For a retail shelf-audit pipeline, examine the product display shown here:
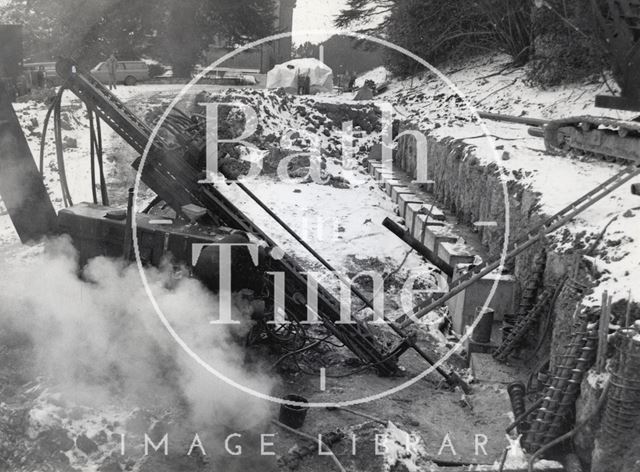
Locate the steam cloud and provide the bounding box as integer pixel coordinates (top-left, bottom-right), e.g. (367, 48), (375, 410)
(0, 236), (274, 431)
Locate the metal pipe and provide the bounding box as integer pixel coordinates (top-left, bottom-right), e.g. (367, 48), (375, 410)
(478, 111), (549, 127)
(382, 217), (454, 277)
(400, 166), (640, 329)
(528, 126), (544, 138)
(235, 182), (469, 391)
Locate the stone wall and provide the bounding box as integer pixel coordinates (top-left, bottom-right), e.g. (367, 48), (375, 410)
(393, 124), (621, 467)
(394, 127), (576, 301)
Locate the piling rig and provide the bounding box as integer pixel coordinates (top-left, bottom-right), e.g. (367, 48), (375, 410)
(51, 58), (416, 376)
(2, 58), (478, 386)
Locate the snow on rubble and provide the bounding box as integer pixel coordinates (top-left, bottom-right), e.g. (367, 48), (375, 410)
(0, 83), (459, 472)
(3, 60), (637, 309)
(370, 54), (639, 306)
(188, 87), (447, 325)
(2, 83), (447, 328)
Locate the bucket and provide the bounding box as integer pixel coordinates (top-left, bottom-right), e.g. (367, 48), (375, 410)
(471, 307), (494, 344)
(279, 395), (309, 429)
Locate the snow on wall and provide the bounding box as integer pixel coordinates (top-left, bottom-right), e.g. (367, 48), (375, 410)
(380, 54), (639, 307)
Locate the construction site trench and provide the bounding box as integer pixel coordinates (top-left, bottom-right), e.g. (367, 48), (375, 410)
(0, 65), (639, 472)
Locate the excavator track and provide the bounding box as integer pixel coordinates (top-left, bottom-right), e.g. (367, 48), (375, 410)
(544, 116), (640, 164)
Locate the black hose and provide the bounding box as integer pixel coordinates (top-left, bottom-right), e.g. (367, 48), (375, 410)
(93, 111), (108, 205)
(39, 98), (57, 175)
(53, 88), (72, 207)
(42, 89), (110, 207)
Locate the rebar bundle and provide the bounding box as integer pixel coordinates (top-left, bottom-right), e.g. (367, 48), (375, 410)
(507, 382), (529, 434)
(493, 288), (553, 362)
(522, 308), (599, 451)
(549, 274), (591, 371)
(592, 330), (640, 471)
(516, 249), (547, 318)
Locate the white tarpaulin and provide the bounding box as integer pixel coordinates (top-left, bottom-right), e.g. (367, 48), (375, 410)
(266, 58), (333, 94)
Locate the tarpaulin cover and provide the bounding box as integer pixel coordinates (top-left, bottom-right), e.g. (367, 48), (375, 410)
(266, 58), (333, 94)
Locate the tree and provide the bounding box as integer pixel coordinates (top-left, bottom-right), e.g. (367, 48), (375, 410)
(0, 0), (277, 75)
(335, 0), (396, 36)
(158, 0), (277, 77)
(335, 0), (533, 76)
(293, 41), (319, 59)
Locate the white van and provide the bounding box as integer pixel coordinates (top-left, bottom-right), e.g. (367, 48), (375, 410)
(90, 60), (149, 85)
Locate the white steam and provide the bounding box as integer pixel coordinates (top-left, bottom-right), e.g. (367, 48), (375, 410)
(0, 236), (274, 431)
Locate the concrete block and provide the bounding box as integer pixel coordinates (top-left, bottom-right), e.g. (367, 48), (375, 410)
(421, 224), (457, 251)
(384, 179), (402, 196)
(396, 193), (422, 218)
(437, 241), (476, 266)
(405, 203), (423, 234)
(447, 271), (516, 334)
(411, 214), (428, 242)
(405, 203), (446, 234)
(374, 167), (394, 182)
(422, 204), (445, 221)
(390, 185), (413, 203)
(368, 161), (382, 175)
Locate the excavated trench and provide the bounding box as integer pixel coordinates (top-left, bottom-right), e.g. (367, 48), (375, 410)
(393, 123), (584, 335)
(4, 85), (637, 471)
(392, 122), (640, 470)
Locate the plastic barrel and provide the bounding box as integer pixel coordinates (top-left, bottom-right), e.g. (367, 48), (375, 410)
(279, 395), (309, 429)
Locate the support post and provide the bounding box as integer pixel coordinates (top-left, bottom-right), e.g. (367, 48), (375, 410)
(0, 83), (57, 242)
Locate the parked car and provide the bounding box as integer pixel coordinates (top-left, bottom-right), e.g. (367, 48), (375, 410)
(90, 60), (149, 85)
(23, 62), (60, 88)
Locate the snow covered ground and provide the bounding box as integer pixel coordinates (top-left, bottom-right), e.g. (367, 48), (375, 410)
(370, 54), (639, 306)
(3, 56), (637, 307)
(2, 51), (637, 306)
(1, 54), (629, 471)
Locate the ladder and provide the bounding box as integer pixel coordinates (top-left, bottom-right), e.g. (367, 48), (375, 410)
(398, 164), (640, 329)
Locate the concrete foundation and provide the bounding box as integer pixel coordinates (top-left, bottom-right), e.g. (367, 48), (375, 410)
(447, 270), (516, 333)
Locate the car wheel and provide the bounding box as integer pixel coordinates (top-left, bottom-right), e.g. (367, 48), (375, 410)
(124, 76), (137, 86)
